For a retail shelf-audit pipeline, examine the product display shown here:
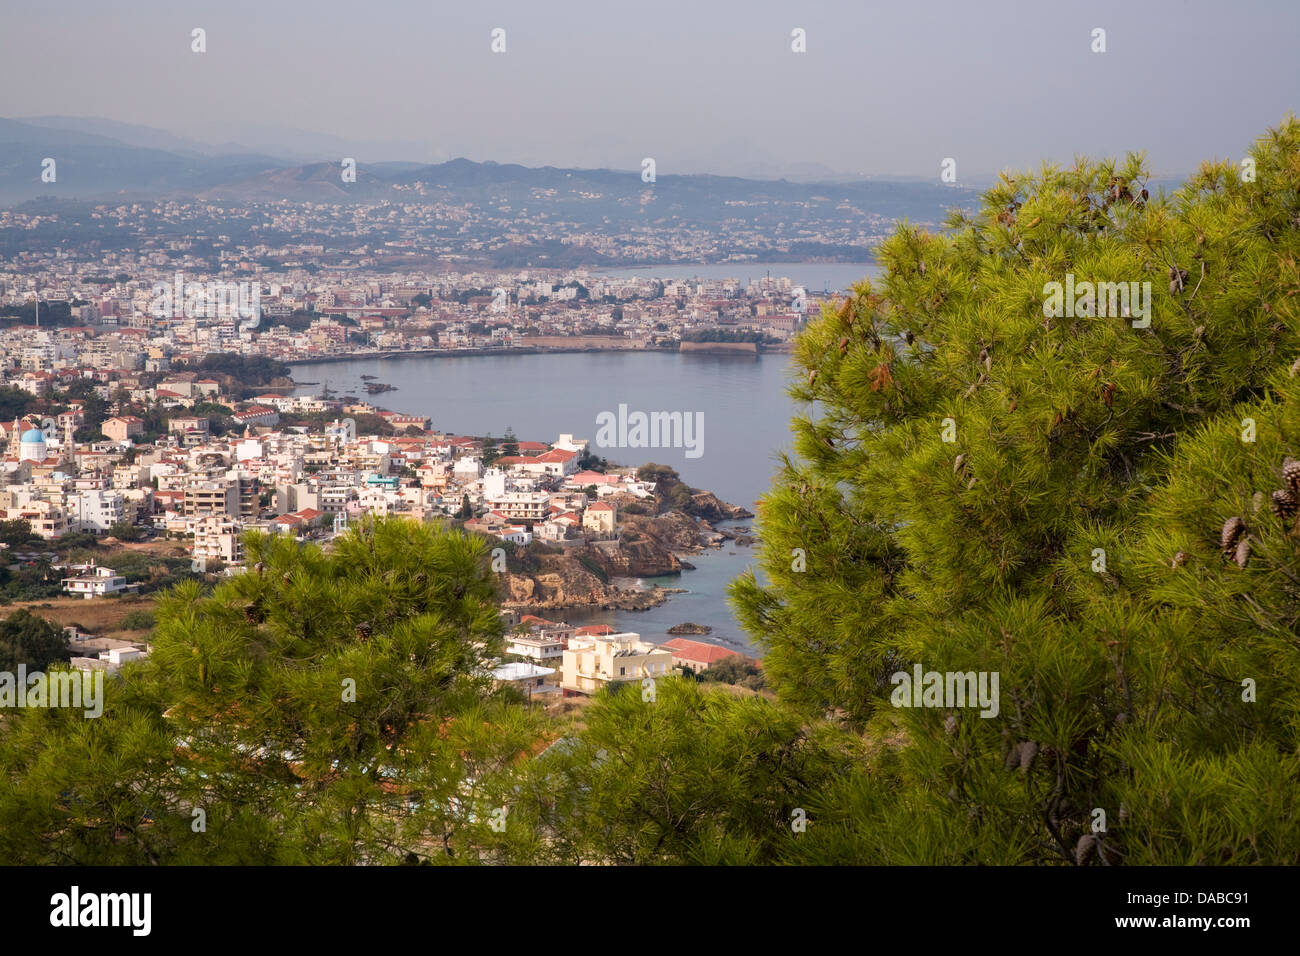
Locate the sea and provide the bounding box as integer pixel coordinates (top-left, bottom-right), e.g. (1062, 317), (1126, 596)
(291, 262), (882, 652)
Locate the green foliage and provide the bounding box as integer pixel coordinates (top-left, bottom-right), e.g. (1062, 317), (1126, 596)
(699, 654), (766, 690)
(0, 387), (35, 422)
(636, 462), (679, 484)
(116, 609), (155, 632)
(729, 117), (1300, 863)
(107, 522), (143, 543)
(0, 609), (69, 671)
(60, 379), (109, 430)
(0, 519), (39, 549)
(679, 328), (777, 345)
(0, 517), (541, 864)
(174, 354), (290, 386)
(575, 552), (608, 583)
(500, 678), (861, 864)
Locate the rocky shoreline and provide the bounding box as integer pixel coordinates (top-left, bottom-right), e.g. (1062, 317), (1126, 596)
(497, 488), (754, 614)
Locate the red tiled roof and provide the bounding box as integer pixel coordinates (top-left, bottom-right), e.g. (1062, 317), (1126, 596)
(660, 638), (739, 666)
(519, 614), (560, 628)
(537, 449), (577, 463)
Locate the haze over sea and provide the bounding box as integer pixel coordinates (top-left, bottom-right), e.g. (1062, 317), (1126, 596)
(290, 263), (881, 650)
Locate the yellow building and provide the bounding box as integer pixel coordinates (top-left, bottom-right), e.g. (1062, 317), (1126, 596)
(582, 500), (617, 536)
(560, 632), (671, 695)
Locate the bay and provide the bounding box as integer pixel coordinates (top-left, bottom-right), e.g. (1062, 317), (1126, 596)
(293, 351), (796, 651)
(287, 268), (894, 652)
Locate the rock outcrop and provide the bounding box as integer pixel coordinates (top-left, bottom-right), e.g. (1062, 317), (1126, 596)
(498, 482), (752, 611)
(687, 491), (754, 522)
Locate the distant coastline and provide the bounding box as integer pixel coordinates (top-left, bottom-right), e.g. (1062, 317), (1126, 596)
(285, 341), (792, 367)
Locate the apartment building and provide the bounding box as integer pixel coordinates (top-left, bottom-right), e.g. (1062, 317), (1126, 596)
(485, 490), (551, 525)
(69, 488), (125, 533)
(183, 476), (238, 518)
(506, 619), (575, 663)
(193, 514), (244, 566)
(560, 632), (672, 695)
(7, 498), (68, 538)
(183, 471), (257, 519)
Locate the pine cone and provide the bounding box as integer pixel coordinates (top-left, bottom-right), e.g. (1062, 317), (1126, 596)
(1018, 740), (1039, 772)
(1004, 743), (1022, 771)
(1171, 551), (1189, 568)
(1076, 833), (1098, 865)
(1283, 458), (1300, 494)
(1220, 516), (1246, 552)
(355, 620), (373, 642)
(1271, 489), (1298, 518)
(1235, 537), (1252, 568)
(944, 713), (957, 736)
(1168, 266), (1189, 294)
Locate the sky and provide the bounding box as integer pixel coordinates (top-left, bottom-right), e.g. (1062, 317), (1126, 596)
(1, 0), (1297, 181)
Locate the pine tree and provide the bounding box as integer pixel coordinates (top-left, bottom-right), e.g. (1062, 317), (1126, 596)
(731, 116), (1300, 864)
(498, 677), (862, 865)
(0, 517), (543, 864)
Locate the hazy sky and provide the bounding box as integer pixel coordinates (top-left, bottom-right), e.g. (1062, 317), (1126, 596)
(2, 0), (1297, 180)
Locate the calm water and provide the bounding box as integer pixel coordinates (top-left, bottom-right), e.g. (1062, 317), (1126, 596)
(293, 350), (801, 512)
(291, 347), (822, 653)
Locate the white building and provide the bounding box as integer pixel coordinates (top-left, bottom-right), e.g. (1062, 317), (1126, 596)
(70, 489), (125, 533)
(490, 661), (559, 698)
(61, 563), (133, 599)
(485, 490), (551, 525)
(506, 621), (574, 663)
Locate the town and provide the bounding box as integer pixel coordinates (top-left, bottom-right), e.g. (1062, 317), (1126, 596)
(0, 331), (761, 688)
(0, 258), (823, 360)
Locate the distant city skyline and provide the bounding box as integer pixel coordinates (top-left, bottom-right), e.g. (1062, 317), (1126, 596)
(2, 0), (1297, 182)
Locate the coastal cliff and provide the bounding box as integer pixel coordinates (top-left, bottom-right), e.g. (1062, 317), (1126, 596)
(495, 476), (753, 612)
